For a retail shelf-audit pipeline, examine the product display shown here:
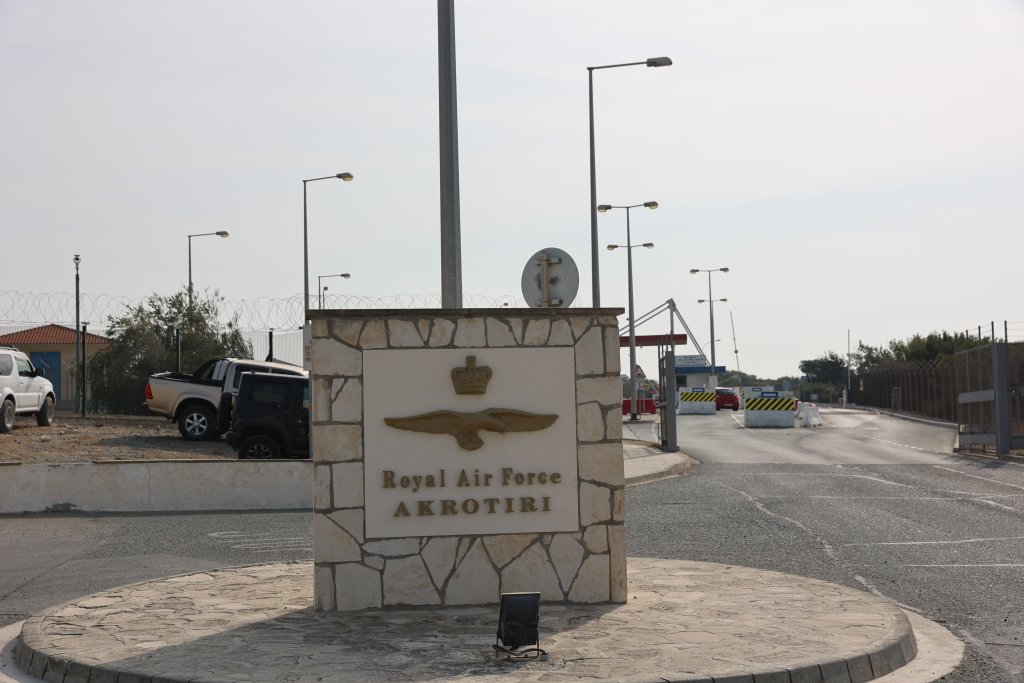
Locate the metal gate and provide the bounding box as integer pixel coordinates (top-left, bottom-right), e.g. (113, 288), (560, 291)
(956, 343), (1023, 456)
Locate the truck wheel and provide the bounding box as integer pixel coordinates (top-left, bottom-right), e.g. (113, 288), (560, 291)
(35, 396), (54, 426)
(178, 404), (216, 441)
(238, 435), (280, 459)
(0, 399), (14, 433)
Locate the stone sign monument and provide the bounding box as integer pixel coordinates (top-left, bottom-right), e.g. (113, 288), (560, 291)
(310, 308), (625, 611)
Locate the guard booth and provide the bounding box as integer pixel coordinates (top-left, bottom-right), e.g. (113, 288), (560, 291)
(617, 333), (686, 452)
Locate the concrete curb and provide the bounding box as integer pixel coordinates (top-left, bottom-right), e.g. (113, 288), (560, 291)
(11, 559), (925, 683)
(0, 459), (312, 513)
(622, 439), (698, 486)
(0, 607), (966, 683)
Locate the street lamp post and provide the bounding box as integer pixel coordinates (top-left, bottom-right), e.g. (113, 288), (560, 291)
(303, 173), (353, 318)
(73, 254), (81, 414)
(690, 267), (730, 387)
(187, 231), (229, 305)
(601, 201), (658, 421)
(318, 273), (351, 309)
(588, 56), (671, 307)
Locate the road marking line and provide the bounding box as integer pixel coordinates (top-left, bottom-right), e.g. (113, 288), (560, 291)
(978, 499), (1017, 511)
(895, 564), (1024, 568)
(844, 536), (1024, 546)
(935, 491), (1024, 497)
(852, 574), (920, 613)
(724, 484), (839, 562)
(809, 496), (953, 501)
(772, 473), (916, 487)
(933, 465), (1024, 491)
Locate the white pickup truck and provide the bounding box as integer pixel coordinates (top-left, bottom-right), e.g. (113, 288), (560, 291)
(144, 357), (307, 440)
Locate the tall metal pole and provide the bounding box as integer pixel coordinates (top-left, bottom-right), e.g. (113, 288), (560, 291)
(586, 58), (671, 307)
(187, 235), (193, 306)
(438, 0), (463, 309)
(845, 328), (851, 408)
(707, 271), (717, 386)
(664, 300), (678, 451)
(588, 68), (600, 308)
(730, 311), (740, 372)
(303, 181), (310, 317)
(626, 207), (638, 421)
(74, 255), (81, 411)
(81, 323), (87, 417)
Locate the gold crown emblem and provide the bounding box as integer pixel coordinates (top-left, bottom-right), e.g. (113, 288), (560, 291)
(451, 356), (492, 395)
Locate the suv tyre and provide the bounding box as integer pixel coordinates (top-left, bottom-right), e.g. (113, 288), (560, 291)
(35, 396), (55, 426)
(178, 404), (216, 441)
(239, 434), (281, 459)
(1, 399), (14, 433)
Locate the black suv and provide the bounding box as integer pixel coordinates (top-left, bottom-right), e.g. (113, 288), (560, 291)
(225, 372), (310, 459)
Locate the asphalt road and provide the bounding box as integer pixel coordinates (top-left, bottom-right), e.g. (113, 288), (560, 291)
(0, 510), (312, 629)
(627, 408), (1024, 683)
(2, 408), (1021, 683)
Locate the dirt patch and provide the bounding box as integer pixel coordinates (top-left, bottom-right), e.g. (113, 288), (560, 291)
(0, 413), (235, 463)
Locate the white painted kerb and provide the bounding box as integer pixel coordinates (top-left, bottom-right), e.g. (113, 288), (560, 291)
(0, 461), (312, 513)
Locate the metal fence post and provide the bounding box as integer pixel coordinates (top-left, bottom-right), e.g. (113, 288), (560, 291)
(994, 342), (1011, 458)
(81, 323), (88, 417)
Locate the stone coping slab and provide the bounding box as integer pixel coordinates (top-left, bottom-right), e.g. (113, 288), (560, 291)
(17, 559), (915, 683)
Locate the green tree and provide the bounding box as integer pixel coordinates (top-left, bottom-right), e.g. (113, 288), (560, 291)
(798, 351), (848, 387)
(88, 288), (252, 413)
(719, 370), (771, 387)
(852, 330), (987, 372)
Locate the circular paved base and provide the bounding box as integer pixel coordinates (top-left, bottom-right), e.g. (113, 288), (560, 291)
(17, 559), (916, 683)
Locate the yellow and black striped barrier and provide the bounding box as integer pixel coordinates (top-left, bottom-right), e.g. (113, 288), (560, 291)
(746, 397), (796, 411)
(679, 391), (715, 402)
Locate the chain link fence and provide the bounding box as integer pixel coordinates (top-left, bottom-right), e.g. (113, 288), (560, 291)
(1, 290), (526, 415)
(854, 357), (957, 422)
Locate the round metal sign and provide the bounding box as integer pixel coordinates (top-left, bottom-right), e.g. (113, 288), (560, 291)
(520, 247), (579, 308)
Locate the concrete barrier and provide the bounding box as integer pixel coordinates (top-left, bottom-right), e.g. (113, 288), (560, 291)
(0, 460), (312, 513)
(678, 390), (715, 415)
(744, 396), (795, 428)
(796, 403), (823, 427)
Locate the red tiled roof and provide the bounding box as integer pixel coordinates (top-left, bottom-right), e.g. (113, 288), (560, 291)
(0, 324), (110, 346)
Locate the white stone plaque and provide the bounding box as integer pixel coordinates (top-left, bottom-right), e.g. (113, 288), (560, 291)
(363, 348), (578, 538)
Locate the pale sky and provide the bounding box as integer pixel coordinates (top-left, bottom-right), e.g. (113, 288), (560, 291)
(2, 0), (1022, 378)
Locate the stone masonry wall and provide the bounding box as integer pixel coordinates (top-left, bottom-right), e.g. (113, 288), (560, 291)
(309, 309), (625, 611)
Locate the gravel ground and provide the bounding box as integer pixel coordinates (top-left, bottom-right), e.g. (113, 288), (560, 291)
(0, 412), (235, 463)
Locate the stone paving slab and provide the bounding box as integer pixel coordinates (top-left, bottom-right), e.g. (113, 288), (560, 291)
(17, 558), (916, 683)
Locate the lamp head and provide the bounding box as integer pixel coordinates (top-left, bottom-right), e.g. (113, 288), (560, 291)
(698, 299), (707, 303)
(597, 204), (612, 213)
(73, 254), (81, 265)
(606, 244), (618, 251)
(689, 268), (699, 274)
(643, 242), (654, 248)
(337, 172), (354, 181)
(646, 57), (673, 67)
(720, 298), (728, 302)
(340, 273), (351, 278)
(720, 267), (730, 273)
(643, 201), (658, 209)
(216, 231), (229, 238)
